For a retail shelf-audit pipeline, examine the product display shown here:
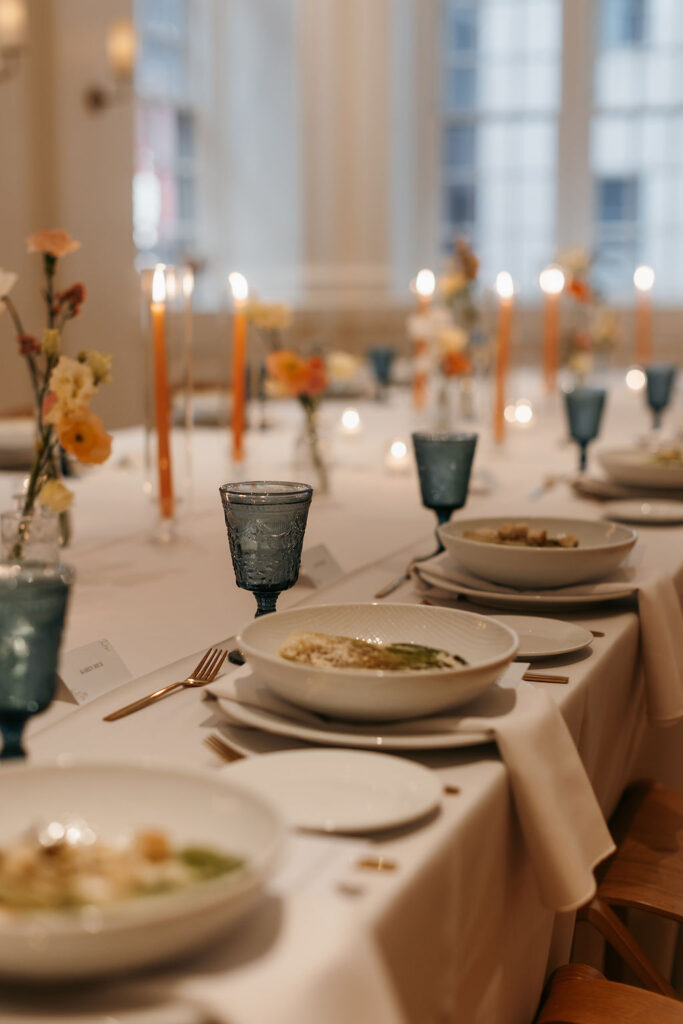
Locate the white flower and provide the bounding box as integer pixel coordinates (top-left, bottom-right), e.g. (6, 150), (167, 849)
(44, 355), (96, 423)
(37, 479), (74, 513)
(78, 349), (112, 385)
(327, 351), (359, 382)
(0, 269), (18, 305)
(406, 307), (451, 342)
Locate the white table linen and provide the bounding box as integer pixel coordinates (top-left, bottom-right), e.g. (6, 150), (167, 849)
(1, 381), (682, 1023)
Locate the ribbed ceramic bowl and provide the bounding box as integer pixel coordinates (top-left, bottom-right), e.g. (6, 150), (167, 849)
(0, 761), (284, 980)
(598, 447), (683, 490)
(438, 516), (637, 588)
(238, 603), (518, 721)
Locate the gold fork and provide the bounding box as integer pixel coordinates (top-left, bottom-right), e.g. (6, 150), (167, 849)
(103, 648), (228, 722)
(204, 732), (246, 762)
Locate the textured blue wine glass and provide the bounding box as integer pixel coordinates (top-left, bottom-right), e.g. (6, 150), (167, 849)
(564, 387), (607, 472)
(368, 346), (396, 400)
(0, 561), (73, 760)
(645, 363), (676, 430)
(220, 482), (313, 617)
(412, 432), (478, 552)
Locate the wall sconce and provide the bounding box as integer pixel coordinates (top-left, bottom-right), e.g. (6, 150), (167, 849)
(84, 18), (137, 112)
(0, 0), (27, 83)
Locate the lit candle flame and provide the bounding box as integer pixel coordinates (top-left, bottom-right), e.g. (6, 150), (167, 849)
(415, 269), (435, 299)
(495, 271), (514, 300)
(539, 265), (565, 296)
(182, 268), (195, 299)
(152, 264), (166, 304)
(633, 265), (654, 292)
(228, 272), (249, 304)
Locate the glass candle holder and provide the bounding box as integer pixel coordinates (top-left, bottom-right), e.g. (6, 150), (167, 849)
(645, 363), (676, 430)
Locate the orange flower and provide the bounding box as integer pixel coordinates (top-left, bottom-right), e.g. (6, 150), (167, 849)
(27, 230), (81, 258)
(56, 410), (112, 465)
(266, 350), (309, 395)
(442, 351), (471, 377)
(568, 276), (591, 302)
(304, 356), (327, 396)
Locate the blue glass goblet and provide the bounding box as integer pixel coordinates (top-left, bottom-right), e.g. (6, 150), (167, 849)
(368, 346), (396, 400)
(411, 432), (478, 553)
(0, 561), (73, 760)
(219, 482), (313, 618)
(564, 387), (607, 472)
(645, 363), (676, 430)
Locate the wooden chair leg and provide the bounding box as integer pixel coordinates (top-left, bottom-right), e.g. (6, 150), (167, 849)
(579, 897), (678, 999)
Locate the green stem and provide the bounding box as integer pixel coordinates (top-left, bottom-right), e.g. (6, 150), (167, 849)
(2, 296), (41, 407)
(300, 395), (328, 494)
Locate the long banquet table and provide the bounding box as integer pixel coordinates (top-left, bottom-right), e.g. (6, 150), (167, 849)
(2, 381), (682, 1024)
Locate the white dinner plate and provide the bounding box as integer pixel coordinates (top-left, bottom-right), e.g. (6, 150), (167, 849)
(602, 499), (683, 525)
(490, 615), (593, 659)
(416, 564), (637, 610)
(598, 447), (683, 490)
(222, 749), (441, 833)
(215, 695), (493, 751)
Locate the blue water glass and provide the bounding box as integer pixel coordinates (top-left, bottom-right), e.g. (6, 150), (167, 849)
(645, 363), (676, 430)
(564, 387), (607, 472)
(0, 561), (73, 759)
(368, 346), (396, 399)
(219, 481), (313, 617)
(411, 432), (478, 550)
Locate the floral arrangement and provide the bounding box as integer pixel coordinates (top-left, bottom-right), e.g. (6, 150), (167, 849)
(266, 349), (329, 494)
(556, 248), (621, 380)
(0, 229), (113, 554)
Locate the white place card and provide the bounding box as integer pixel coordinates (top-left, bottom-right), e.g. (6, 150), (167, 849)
(58, 639), (133, 705)
(299, 543), (344, 589)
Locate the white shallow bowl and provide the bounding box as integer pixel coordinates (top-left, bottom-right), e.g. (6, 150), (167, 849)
(0, 761), (284, 981)
(238, 603), (518, 722)
(438, 516), (637, 589)
(598, 447), (683, 490)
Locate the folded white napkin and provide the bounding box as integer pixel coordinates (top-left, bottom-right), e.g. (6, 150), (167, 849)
(210, 669), (614, 913)
(415, 552), (683, 725)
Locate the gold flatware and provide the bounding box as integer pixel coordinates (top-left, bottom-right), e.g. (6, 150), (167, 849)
(522, 670), (569, 684)
(103, 648), (228, 722)
(356, 855), (398, 872)
(203, 732), (246, 763)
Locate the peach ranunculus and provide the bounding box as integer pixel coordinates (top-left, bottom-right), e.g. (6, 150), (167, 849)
(27, 230), (81, 258)
(56, 409), (112, 465)
(44, 355), (96, 423)
(303, 356), (327, 396)
(266, 350), (310, 395)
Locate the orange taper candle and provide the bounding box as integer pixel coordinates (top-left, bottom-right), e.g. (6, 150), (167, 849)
(539, 264), (565, 394)
(150, 265), (174, 520)
(494, 271), (514, 444)
(633, 265), (654, 365)
(228, 272), (249, 462)
(413, 268), (435, 411)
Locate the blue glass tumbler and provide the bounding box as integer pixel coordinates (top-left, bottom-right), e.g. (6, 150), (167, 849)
(368, 346), (396, 400)
(645, 363), (676, 430)
(564, 387), (607, 472)
(411, 432), (478, 552)
(0, 561), (73, 759)
(219, 481), (313, 617)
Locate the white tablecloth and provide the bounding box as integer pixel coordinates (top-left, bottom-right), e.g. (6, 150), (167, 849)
(2, 381), (682, 1023)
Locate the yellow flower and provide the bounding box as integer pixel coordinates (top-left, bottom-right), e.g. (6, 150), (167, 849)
(37, 479), (74, 513)
(78, 349), (112, 385)
(56, 410), (112, 465)
(327, 351), (359, 382)
(27, 229), (81, 258)
(42, 329), (60, 356)
(247, 300), (293, 331)
(44, 356), (96, 423)
(438, 326), (468, 355)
